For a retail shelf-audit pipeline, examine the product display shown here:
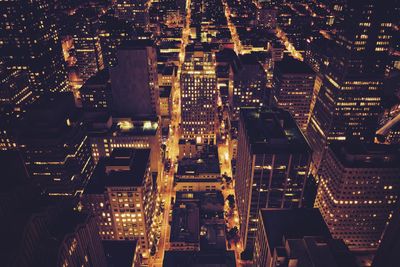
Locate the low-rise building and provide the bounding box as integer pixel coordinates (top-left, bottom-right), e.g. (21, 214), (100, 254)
(169, 202), (200, 251)
(169, 191), (225, 251)
(159, 85), (172, 118)
(174, 152), (221, 192)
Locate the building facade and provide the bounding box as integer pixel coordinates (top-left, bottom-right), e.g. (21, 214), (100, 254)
(231, 54), (268, 121)
(315, 142), (400, 250)
(181, 46), (217, 142)
(306, 1), (396, 174)
(18, 93), (94, 197)
(72, 10), (104, 84)
(273, 56), (316, 131)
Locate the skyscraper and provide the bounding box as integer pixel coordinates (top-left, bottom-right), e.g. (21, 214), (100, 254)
(315, 141), (400, 250)
(235, 107), (311, 253)
(0, 0), (68, 93)
(72, 9), (104, 84)
(110, 40), (159, 117)
(306, 1), (396, 173)
(18, 93), (94, 197)
(99, 16), (136, 68)
(272, 56), (316, 131)
(181, 45), (217, 142)
(253, 208), (356, 267)
(231, 54), (268, 121)
(83, 149), (157, 259)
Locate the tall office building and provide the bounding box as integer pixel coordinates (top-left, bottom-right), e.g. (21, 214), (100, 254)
(306, 1), (396, 173)
(18, 93), (94, 197)
(99, 16), (136, 68)
(110, 40), (159, 117)
(181, 45), (217, 142)
(236, 107), (311, 253)
(273, 56), (316, 131)
(72, 9), (104, 84)
(231, 54), (268, 121)
(83, 149), (157, 259)
(113, 0), (150, 28)
(0, 0), (68, 93)
(315, 141), (400, 250)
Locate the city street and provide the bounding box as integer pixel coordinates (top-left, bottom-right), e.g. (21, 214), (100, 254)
(149, 1), (190, 265)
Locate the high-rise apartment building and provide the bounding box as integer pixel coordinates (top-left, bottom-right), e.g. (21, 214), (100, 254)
(18, 93), (94, 197)
(315, 141), (400, 250)
(231, 54), (268, 121)
(83, 149), (157, 259)
(0, 0), (68, 93)
(273, 56), (316, 131)
(236, 107), (311, 253)
(181, 45), (217, 142)
(72, 9), (104, 84)
(306, 1), (396, 173)
(110, 41), (159, 117)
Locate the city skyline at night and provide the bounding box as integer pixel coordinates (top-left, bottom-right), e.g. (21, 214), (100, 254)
(0, 0), (399, 267)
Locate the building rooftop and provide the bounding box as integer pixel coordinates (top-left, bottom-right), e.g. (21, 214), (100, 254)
(282, 237), (357, 267)
(175, 191), (225, 211)
(329, 141), (400, 168)
(119, 39), (155, 50)
(260, 208), (332, 252)
(103, 240), (138, 267)
(240, 107), (311, 154)
(159, 86), (172, 98)
(0, 150), (29, 192)
(275, 56), (314, 74)
(176, 155), (220, 177)
(170, 202), (200, 244)
(87, 116), (159, 137)
(163, 250), (236, 267)
(81, 69), (110, 88)
(18, 92), (85, 149)
(84, 149), (150, 194)
(162, 65), (177, 76)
